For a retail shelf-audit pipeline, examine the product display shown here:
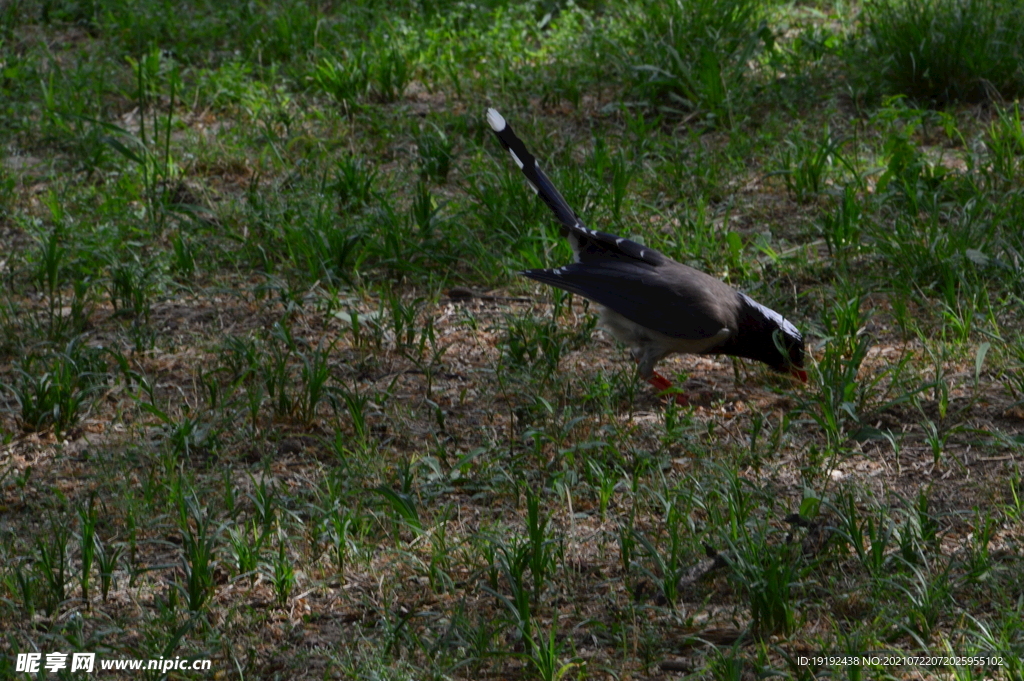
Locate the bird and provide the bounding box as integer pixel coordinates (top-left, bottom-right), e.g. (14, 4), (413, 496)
(486, 108), (807, 405)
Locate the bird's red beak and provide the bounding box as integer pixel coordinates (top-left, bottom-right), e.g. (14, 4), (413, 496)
(792, 368), (808, 383)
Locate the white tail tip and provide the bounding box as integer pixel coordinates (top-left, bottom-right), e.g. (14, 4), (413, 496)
(486, 108), (506, 132)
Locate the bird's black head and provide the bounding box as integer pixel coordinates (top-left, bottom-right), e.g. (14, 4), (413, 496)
(733, 294), (807, 381)
(770, 324), (807, 381)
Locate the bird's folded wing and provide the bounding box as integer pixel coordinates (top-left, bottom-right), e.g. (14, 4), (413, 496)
(521, 262), (737, 341)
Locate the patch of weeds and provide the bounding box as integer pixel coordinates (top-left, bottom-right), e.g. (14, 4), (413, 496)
(983, 103), (1024, 188)
(523, 618), (583, 681)
(369, 35), (414, 103)
(95, 535), (122, 603)
(102, 49), (182, 231)
(332, 154), (378, 209)
(817, 184), (863, 260)
(270, 539), (295, 605)
(524, 488), (557, 596)
(7, 338), (107, 436)
(173, 489), (218, 613)
(309, 50), (369, 111)
(831, 490), (898, 578)
(618, 0), (773, 126)
(37, 55), (120, 173)
(886, 561), (955, 644)
(226, 519), (266, 584)
(776, 126), (851, 204)
(631, 503), (691, 607)
(373, 460), (423, 538)
(727, 535), (804, 637)
(851, 0), (1024, 104)
(246, 321), (339, 425)
(500, 293), (595, 379)
(76, 493), (98, 607)
(364, 185), (473, 280)
(170, 232), (197, 280)
(484, 533), (536, 647)
(108, 255), (159, 323)
(36, 514), (72, 617)
(145, 403), (217, 459)
(417, 122), (454, 183)
(806, 288), (875, 451)
(867, 100), (971, 213)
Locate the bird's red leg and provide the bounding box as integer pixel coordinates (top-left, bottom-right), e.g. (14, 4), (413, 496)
(791, 368), (808, 383)
(646, 371), (689, 406)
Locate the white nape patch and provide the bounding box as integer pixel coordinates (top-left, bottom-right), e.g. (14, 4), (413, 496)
(509, 149), (525, 170)
(740, 293), (803, 341)
(568, 233), (581, 262)
(486, 108), (506, 131)
(526, 179), (539, 194)
(615, 238), (624, 245)
(640, 249), (646, 258)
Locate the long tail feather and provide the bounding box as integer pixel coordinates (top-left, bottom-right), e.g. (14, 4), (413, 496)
(486, 108), (580, 231)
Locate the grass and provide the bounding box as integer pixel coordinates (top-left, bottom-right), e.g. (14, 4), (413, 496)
(0, 0), (1023, 678)
(853, 0), (1024, 104)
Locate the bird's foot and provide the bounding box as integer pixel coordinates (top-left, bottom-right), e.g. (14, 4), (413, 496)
(647, 371), (690, 406)
(791, 368), (808, 383)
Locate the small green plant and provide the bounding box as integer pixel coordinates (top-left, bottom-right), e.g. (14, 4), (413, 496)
(374, 460), (422, 536)
(170, 232), (196, 279)
(500, 307), (588, 379)
(175, 492), (217, 613)
(417, 123), (454, 183)
(36, 515), (71, 616)
(297, 339), (334, 425)
(326, 506), (364, 575)
(961, 510), (998, 582)
(777, 128), (848, 204)
(227, 519), (266, 583)
(818, 185), (863, 258)
(104, 48), (181, 230)
(427, 518), (454, 594)
(271, 540), (295, 606)
(259, 321), (300, 421)
(248, 469), (278, 539)
(77, 494), (98, 607)
(332, 154), (378, 208)
(523, 619), (582, 681)
(632, 490), (695, 608)
(370, 39), (412, 103)
(310, 50), (369, 109)
(108, 256), (157, 322)
(807, 291), (874, 450)
(32, 216), (68, 332)
(984, 103), (1024, 186)
(887, 562), (954, 644)
(95, 538), (123, 603)
(282, 195), (364, 287)
(13, 562), (38, 618)
(485, 535), (534, 646)
(1005, 465), (1024, 521)
(9, 339), (105, 436)
(586, 460), (619, 520)
(726, 530), (803, 637)
(525, 488), (556, 597)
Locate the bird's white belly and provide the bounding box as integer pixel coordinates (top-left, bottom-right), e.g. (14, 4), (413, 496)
(598, 306), (731, 377)
(598, 307), (729, 352)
